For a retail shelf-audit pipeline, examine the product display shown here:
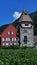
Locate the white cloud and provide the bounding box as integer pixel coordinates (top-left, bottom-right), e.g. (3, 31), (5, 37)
(13, 11), (21, 20)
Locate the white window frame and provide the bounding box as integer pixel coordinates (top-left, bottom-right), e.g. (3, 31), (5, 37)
(8, 32), (10, 34)
(6, 43), (9, 46)
(8, 38), (10, 41)
(2, 38), (4, 41)
(10, 43), (12, 45)
(12, 38), (13, 41)
(14, 38), (16, 41)
(6, 38), (8, 41)
(12, 32), (13, 34)
(8, 32), (13, 34)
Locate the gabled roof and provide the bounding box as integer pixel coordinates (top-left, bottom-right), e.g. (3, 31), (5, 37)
(0, 24), (17, 34)
(19, 10), (33, 22)
(0, 24), (9, 34)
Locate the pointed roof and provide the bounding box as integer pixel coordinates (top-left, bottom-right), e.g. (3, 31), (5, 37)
(19, 10), (33, 22)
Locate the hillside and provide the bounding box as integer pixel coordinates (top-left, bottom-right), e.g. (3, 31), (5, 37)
(30, 11), (37, 35)
(0, 11), (37, 35)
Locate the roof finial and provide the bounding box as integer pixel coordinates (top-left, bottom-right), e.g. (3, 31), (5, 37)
(22, 10), (28, 15)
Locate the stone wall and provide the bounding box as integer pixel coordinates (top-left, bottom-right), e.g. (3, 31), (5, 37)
(20, 27), (34, 47)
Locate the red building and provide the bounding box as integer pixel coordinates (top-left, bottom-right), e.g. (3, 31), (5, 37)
(0, 24), (18, 46)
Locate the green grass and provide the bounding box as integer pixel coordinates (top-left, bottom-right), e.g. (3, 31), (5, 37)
(0, 48), (37, 65)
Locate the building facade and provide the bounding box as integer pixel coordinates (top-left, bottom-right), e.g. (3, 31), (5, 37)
(0, 25), (18, 46)
(0, 10), (35, 47)
(19, 10), (34, 47)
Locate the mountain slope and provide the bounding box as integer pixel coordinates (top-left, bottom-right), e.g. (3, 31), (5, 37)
(30, 11), (37, 35)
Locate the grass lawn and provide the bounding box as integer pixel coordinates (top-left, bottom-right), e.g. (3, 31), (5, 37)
(0, 48), (37, 65)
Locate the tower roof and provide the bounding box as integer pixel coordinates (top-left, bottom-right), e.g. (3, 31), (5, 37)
(19, 10), (33, 22)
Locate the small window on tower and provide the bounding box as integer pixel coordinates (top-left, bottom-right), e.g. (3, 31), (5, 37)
(24, 36), (27, 44)
(25, 23), (28, 26)
(23, 30), (27, 33)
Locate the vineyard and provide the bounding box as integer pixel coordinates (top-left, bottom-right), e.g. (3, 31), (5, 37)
(0, 48), (37, 65)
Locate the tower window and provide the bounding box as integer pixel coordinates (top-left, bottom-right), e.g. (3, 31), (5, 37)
(23, 30), (27, 33)
(24, 36), (27, 44)
(25, 23), (28, 26)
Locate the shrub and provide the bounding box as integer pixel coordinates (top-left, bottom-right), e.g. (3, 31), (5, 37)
(1, 45), (19, 49)
(20, 46), (27, 49)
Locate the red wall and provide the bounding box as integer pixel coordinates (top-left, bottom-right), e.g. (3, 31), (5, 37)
(1, 24), (18, 45)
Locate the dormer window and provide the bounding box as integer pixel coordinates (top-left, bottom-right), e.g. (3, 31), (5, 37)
(25, 23), (28, 26)
(21, 23), (31, 28)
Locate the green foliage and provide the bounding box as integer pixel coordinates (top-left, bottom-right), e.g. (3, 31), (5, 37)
(0, 49), (37, 65)
(30, 11), (37, 35)
(20, 46), (27, 49)
(1, 45), (19, 49)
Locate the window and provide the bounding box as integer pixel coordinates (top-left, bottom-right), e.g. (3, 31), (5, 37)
(4, 38), (6, 41)
(10, 43), (12, 45)
(8, 38), (10, 41)
(16, 38), (19, 42)
(12, 32), (13, 34)
(24, 36), (27, 44)
(23, 30), (27, 33)
(8, 32), (13, 34)
(10, 38), (12, 41)
(2, 38), (4, 41)
(8, 32), (11, 34)
(6, 43), (8, 46)
(25, 23), (28, 26)
(12, 38), (13, 41)
(6, 38), (8, 41)
(8, 32), (10, 34)
(2, 38), (6, 41)
(14, 38), (16, 41)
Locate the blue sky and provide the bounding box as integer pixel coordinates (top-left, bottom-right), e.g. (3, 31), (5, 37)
(0, 0), (37, 26)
